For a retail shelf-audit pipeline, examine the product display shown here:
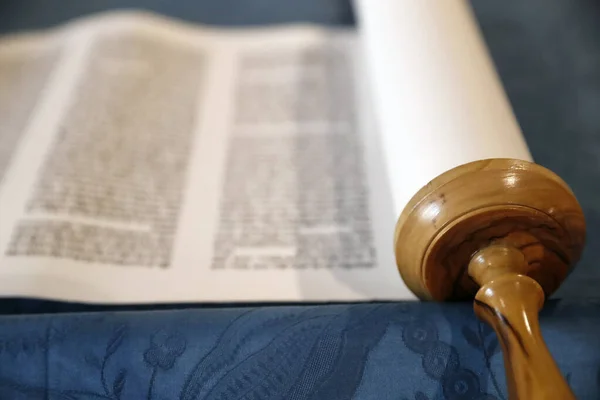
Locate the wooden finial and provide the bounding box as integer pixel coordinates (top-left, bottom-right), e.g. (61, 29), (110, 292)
(394, 158), (585, 399)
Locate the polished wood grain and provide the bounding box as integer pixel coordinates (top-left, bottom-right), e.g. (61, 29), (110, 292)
(394, 158), (586, 399)
(471, 245), (575, 399)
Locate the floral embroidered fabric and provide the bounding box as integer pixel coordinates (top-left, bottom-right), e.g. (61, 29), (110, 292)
(0, 300), (598, 399)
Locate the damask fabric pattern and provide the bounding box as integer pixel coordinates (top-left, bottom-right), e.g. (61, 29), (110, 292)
(0, 300), (599, 399)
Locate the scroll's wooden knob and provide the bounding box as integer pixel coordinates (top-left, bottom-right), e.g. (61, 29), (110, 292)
(394, 158), (586, 400)
(471, 244), (576, 399)
(394, 158), (585, 301)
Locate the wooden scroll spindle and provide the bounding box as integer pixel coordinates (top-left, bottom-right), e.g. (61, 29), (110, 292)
(394, 158), (585, 400)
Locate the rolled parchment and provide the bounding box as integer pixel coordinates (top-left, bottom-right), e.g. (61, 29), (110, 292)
(354, 0), (532, 215)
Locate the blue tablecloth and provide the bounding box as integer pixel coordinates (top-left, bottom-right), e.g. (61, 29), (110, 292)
(1, 0), (600, 399)
(1, 300), (600, 400)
